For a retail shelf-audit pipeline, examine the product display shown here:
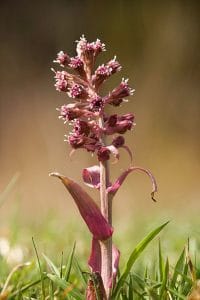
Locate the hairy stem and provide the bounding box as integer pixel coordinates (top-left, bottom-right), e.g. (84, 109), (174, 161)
(99, 118), (112, 299)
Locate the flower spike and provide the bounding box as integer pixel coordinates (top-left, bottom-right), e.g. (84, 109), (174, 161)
(52, 36), (157, 298)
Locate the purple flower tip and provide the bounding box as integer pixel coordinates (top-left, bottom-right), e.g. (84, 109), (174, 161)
(69, 56), (83, 69)
(54, 51), (70, 67)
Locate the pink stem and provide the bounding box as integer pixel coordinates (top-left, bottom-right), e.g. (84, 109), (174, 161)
(99, 118), (112, 299)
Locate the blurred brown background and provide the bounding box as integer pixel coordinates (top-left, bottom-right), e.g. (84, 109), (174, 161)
(0, 0), (200, 223)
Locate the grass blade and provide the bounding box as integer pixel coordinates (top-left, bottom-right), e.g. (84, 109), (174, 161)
(128, 275), (133, 300)
(158, 239), (164, 282)
(160, 258), (169, 298)
(168, 286), (186, 299)
(32, 237), (45, 299)
(65, 242), (76, 281)
(43, 253), (60, 277)
(171, 248), (185, 289)
(112, 221), (169, 299)
(49, 280), (54, 300)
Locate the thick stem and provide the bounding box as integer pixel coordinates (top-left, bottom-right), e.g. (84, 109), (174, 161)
(99, 118), (112, 299)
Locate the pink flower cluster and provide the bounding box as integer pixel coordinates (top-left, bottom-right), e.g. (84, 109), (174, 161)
(53, 35), (135, 162)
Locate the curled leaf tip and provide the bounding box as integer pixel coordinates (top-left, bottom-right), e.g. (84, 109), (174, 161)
(108, 166), (158, 203)
(151, 192), (157, 202)
(49, 172), (70, 184)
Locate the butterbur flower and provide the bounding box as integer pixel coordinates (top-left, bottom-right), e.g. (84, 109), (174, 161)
(74, 120), (90, 136)
(76, 36), (105, 77)
(59, 105), (82, 121)
(104, 78), (135, 105)
(68, 84), (88, 99)
(111, 78), (135, 99)
(69, 56), (83, 69)
(51, 36), (157, 299)
(89, 95), (103, 112)
(55, 79), (68, 92)
(54, 51), (70, 67)
(106, 56), (122, 74)
(92, 57), (121, 89)
(68, 134), (85, 149)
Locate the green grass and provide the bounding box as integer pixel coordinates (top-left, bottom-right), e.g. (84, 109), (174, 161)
(0, 215), (199, 299)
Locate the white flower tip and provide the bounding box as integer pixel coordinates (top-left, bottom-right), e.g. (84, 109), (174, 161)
(49, 172), (60, 177)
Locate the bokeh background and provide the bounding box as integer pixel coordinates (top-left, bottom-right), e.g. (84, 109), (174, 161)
(0, 0), (200, 231)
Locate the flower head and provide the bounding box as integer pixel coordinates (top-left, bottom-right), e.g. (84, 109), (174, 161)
(92, 57), (121, 89)
(52, 36), (135, 163)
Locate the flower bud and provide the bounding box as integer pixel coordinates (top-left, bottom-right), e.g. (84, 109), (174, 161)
(97, 147), (111, 162)
(105, 113), (135, 135)
(112, 136), (125, 148)
(107, 114), (117, 127)
(82, 165), (100, 189)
